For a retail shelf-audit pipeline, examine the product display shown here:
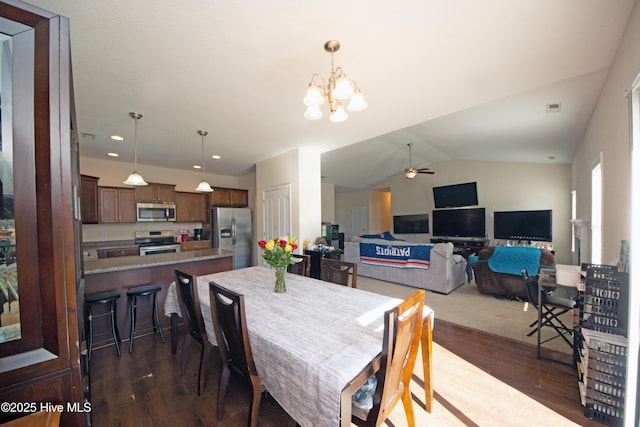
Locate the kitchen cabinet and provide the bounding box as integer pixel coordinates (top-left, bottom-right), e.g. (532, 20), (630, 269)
(176, 192), (207, 222)
(136, 182), (176, 203)
(80, 175), (99, 224)
(211, 187), (248, 207)
(99, 187), (136, 223)
(99, 246), (140, 258)
(180, 240), (211, 251)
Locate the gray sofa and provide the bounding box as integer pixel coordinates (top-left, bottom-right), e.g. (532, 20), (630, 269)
(344, 238), (467, 294)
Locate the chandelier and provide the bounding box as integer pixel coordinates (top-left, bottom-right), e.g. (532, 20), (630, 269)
(123, 112), (148, 186)
(303, 40), (367, 123)
(195, 130), (214, 192)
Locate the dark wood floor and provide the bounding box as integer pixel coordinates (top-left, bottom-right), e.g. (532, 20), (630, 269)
(88, 320), (604, 426)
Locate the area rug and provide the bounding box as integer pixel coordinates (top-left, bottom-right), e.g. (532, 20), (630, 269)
(356, 276), (574, 355)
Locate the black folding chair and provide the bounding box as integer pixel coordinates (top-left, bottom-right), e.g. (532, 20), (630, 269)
(521, 268), (575, 364)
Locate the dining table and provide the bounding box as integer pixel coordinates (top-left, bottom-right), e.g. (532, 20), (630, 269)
(164, 266), (433, 427)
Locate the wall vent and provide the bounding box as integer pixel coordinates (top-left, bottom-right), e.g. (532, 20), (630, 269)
(546, 103), (561, 113)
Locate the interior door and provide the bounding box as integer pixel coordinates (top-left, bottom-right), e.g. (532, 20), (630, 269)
(262, 185), (291, 241)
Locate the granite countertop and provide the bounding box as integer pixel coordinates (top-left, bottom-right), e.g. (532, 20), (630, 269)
(84, 248), (234, 275)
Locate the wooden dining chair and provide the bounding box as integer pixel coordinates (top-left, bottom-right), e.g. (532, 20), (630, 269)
(288, 253), (310, 277)
(209, 281), (264, 427)
(320, 258), (358, 288)
(174, 269), (211, 396)
(351, 289), (425, 427)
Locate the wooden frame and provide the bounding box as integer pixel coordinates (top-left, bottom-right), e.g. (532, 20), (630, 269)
(0, 2), (84, 425)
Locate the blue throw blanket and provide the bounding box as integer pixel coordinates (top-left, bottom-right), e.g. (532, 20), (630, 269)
(488, 246), (541, 276)
(360, 242), (432, 269)
(359, 231), (397, 241)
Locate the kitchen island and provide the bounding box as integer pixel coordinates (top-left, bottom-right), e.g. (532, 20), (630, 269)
(84, 248), (234, 350)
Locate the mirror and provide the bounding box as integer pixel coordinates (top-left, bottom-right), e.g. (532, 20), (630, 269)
(0, 33), (19, 343)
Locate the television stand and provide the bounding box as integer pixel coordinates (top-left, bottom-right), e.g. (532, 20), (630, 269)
(430, 237), (489, 259)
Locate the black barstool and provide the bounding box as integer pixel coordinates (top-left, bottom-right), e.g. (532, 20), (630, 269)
(85, 291), (122, 362)
(126, 284), (165, 353)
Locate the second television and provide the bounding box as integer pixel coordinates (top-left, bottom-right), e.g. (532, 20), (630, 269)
(432, 207), (486, 238)
(493, 209), (552, 242)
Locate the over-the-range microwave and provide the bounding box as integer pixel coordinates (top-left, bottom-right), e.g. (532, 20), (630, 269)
(136, 202), (176, 222)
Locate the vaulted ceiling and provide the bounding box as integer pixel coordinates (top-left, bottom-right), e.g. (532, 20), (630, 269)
(25, 0), (636, 191)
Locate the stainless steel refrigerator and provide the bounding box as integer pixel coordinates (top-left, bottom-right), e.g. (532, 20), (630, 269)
(211, 207), (252, 269)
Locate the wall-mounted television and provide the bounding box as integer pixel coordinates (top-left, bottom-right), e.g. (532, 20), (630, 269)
(393, 214), (429, 234)
(432, 207), (485, 238)
(432, 182), (478, 208)
(493, 209), (553, 242)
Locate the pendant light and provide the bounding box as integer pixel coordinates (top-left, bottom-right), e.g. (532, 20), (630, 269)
(195, 130), (214, 192)
(123, 112), (148, 186)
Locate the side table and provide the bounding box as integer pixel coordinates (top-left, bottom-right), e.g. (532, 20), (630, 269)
(304, 249), (342, 279)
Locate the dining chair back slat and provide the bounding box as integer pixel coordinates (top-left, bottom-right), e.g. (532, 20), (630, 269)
(320, 258), (358, 288)
(352, 289), (424, 427)
(209, 281), (263, 427)
(288, 253), (311, 277)
(174, 269), (210, 396)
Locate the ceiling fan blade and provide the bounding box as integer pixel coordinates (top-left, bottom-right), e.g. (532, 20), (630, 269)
(418, 169), (435, 174)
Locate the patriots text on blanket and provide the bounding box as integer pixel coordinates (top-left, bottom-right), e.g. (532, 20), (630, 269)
(359, 241), (432, 269)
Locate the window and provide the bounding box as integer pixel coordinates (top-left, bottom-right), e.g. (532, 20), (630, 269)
(591, 157), (602, 264)
(626, 71), (640, 425)
(571, 190), (576, 253)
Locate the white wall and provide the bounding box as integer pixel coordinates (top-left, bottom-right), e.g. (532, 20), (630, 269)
(80, 157), (250, 192)
(571, 0), (639, 264)
(336, 159), (572, 263)
(298, 148), (322, 248)
(255, 148), (322, 253)
(335, 190), (369, 241)
(321, 182), (335, 223)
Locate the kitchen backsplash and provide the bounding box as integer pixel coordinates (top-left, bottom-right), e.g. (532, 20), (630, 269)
(82, 222), (204, 242)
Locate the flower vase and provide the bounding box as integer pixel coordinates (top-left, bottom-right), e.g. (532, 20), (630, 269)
(274, 267), (286, 293)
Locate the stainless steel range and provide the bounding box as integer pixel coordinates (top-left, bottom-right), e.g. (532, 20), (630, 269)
(135, 230), (181, 256)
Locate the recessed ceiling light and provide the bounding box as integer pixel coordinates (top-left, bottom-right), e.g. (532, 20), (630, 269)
(211, 154), (221, 159)
(107, 152), (119, 157)
(546, 103), (561, 113)
(82, 132), (96, 139)
(110, 135), (124, 141)
(193, 165), (202, 169)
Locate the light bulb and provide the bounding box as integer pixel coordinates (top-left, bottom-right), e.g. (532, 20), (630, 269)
(123, 172), (148, 186)
(332, 75), (354, 100)
(329, 105), (348, 123)
(405, 169), (417, 179)
(303, 83), (324, 106)
(195, 180), (214, 192)
(304, 105), (323, 120)
(347, 90), (367, 112)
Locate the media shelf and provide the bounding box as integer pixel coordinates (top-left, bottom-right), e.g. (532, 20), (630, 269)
(577, 264), (628, 426)
(430, 237), (488, 259)
(582, 267), (628, 337)
(580, 329), (627, 426)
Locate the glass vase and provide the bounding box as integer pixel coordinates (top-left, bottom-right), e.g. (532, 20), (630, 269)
(274, 266), (286, 293)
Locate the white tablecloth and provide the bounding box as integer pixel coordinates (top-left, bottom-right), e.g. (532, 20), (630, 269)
(164, 266), (431, 427)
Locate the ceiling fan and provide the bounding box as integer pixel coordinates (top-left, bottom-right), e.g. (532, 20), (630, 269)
(404, 143), (434, 179)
